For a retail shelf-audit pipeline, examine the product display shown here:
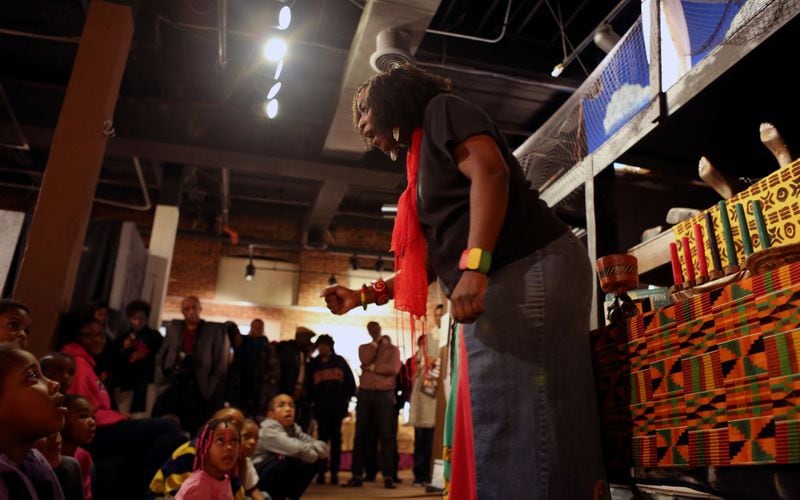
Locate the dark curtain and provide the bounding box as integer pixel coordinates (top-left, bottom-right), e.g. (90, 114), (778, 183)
(70, 220), (122, 311)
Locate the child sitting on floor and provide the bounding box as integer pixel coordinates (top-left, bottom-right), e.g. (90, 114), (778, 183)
(254, 394), (328, 500)
(40, 352), (76, 395)
(240, 419), (266, 500)
(62, 395), (97, 500)
(176, 418), (241, 500)
(0, 345), (67, 499)
(33, 432), (85, 500)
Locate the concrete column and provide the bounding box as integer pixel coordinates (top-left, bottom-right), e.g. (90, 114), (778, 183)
(142, 205), (180, 329)
(14, 1), (133, 356)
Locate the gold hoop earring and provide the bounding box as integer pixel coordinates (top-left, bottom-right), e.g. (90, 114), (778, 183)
(392, 126), (400, 142)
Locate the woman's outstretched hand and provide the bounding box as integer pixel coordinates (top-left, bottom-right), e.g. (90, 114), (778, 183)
(320, 285), (360, 315)
(450, 271), (488, 324)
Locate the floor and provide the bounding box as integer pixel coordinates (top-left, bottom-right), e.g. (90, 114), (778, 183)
(302, 469), (441, 499)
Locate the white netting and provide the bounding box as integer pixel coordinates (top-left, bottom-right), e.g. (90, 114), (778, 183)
(518, 1), (799, 206)
(519, 17), (652, 202)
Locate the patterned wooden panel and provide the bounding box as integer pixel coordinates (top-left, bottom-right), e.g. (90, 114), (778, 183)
(673, 160), (800, 272)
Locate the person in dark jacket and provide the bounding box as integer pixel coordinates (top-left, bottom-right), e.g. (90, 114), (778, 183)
(276, 327), (316, 431)
(307, 334), (356, 484)
(113, 300), (162, 417)
(238, 319), (280, 419)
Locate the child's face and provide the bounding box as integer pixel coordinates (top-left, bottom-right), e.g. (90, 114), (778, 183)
(205, 424), (240, 478)
(42, 357), (75, 395)
(64, 398), (96, 446)
(240, 422), (259, 458)
(268, 395), (296, 427)
(78, 321), (106, 356)
(0, 308), (31, 349)
(0, 351), (66, 441)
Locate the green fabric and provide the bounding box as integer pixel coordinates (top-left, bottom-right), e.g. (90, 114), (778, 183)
(443, 323), (460, 482)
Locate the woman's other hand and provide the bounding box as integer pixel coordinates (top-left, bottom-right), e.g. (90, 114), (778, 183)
(320, 286), (360, 315)
(450, 271), (488, 323)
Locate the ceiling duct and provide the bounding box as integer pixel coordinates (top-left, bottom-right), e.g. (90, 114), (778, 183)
(370, 28), (414, 72)
(305, 226), (328, 250)
(322, 0), (442, 161)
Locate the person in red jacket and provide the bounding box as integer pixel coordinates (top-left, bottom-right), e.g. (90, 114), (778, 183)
(58, 311), (185, 498)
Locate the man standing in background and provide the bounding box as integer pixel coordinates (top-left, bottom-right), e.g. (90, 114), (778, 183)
(154, 296), (227, 435)
(344, 321), (401, 489)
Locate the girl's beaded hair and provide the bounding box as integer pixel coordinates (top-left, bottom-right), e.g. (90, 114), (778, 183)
(193, 418), (240, 475)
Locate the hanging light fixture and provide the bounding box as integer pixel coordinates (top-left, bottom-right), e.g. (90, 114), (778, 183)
(328, 274), (338, 286)
(245, 257), (255, 281)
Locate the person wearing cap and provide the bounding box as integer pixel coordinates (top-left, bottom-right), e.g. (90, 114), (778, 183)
(276, 326), (316, 431)
(307, 334), (356, 484)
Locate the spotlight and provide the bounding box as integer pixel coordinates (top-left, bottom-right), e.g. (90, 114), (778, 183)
(267, 82), (281, 99)
(263, 38), (287, 62)
(550, 63), (564, 78)
(375, 257), (384, 272)
(328, 274), (338, 286)
(245, 261), (255, 281)
(278, 5), (291, 30)
(350, 255), (359, 270)
(265, 99), (279, 119)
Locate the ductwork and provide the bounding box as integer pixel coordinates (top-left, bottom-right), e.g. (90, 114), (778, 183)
(370, 28), (414, 72)
(322, 0), (442, 161)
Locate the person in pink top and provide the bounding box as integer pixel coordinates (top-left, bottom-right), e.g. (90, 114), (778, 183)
(176, 418), (240, 500)
(59, 311), (185, 498)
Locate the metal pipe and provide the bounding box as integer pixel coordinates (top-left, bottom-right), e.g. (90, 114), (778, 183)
(217, 0), (228, 68)
(426, 0), (512, 44)
(554, 0), (631, 75)
(94, 157), (153, 211)
(0, 84), (31, 151)
(0, 27), (80, 44)
(417, 61), (578, 93)
(0, 157), (153, 211)
(220, 166), (231, 228)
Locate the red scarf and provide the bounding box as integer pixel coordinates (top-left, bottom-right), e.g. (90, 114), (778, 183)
(391, 127), (428, 319)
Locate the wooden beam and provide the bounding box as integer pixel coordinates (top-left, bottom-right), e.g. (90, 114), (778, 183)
(14, 1), (133, 356)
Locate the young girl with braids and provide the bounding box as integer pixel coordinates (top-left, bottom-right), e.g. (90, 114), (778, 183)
(175, 418), (241, 500)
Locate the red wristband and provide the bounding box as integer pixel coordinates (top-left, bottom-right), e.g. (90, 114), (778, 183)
(373, 279), (390, 305)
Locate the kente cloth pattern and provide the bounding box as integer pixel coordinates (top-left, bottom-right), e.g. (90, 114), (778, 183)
(592, 261), (800, 467)
(673, 159), (800, 273)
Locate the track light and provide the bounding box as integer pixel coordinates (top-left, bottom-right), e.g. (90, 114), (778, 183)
(245, 260), (255, 281)
(263, 37), (287, 62)
(265, 99), (279, 119)
(328, 274), (338, 286)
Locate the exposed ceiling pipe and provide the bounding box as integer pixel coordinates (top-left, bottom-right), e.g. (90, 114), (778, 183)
(426, 0), (512, 44)
(417, 61), (578, 93)
(94, 157), (153, 211)
(220, 166), (231, 228)
(217, 0), (228, 68)
(0, 157), (153, 211)
(0, 27), (80, 44)
(0, 84), (30, 151)
(551, 0), (631, 76)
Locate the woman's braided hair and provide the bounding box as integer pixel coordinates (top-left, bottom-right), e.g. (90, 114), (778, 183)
(352, 64), (452, 149)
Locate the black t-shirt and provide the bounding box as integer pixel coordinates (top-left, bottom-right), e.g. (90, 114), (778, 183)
(417, 94), (567, 294)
